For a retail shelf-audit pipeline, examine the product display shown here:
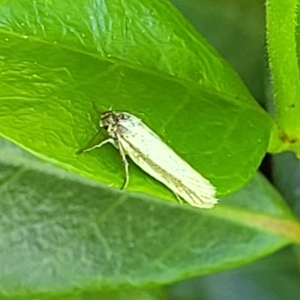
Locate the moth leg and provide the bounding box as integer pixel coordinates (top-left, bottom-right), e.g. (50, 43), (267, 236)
(115, 139), (130, 190)
(174, 193), (183, 205)
(77, 138), (115, 154)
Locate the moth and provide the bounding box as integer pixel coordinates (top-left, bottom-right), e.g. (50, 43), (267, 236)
(78, 109), (218, 209)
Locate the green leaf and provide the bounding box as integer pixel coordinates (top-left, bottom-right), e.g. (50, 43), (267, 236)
(0, 0), (253, 98)
(0, 0), (273, 203)
(0, 138), (298, 298)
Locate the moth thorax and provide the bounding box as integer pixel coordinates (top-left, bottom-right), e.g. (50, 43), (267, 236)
(101, 111), (119, 131)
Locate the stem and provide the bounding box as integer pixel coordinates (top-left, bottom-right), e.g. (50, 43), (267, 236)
(266, 0), (300, 141)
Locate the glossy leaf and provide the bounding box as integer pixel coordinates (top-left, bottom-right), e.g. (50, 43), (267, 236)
(0, 0), (273, 203)
(0, 0), (253, 98)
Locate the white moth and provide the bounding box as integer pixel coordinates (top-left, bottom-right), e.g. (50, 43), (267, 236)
(79, 110), (218, 209)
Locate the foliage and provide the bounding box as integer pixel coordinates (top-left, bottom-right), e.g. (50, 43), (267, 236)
(0, 0), (299, 299)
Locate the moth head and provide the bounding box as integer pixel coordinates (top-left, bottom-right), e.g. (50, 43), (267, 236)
(100, 110), (118, 132)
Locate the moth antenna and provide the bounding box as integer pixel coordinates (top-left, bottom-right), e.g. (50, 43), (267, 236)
(92, 102), (103, 115)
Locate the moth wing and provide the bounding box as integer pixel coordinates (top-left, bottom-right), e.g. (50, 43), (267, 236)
(119, 118), (217, 208)
(174, 172), (218, 208)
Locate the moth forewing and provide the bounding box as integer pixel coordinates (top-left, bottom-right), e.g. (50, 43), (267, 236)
(117, 116), (217, 208)
(79, 110), (218, 209)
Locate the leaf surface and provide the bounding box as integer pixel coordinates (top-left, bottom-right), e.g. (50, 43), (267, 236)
(0, 138), (298, 298)
(0, 0), (273, 201)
